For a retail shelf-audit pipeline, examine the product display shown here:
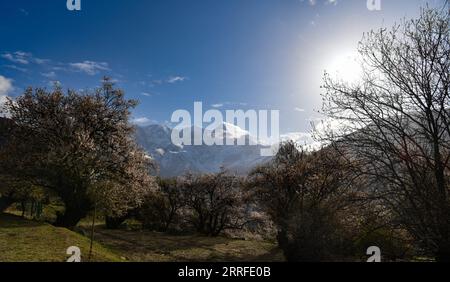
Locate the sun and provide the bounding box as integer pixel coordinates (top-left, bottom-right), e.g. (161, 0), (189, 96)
(326, 51), (363, 83)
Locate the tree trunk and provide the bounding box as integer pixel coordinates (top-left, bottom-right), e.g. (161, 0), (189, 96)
(54, 204), (89, 228)
(164, 210), (176, 232)
(0, 197), (14, 212)
(21, 202), (26, 217)
(30, 201), (35, 218)
(88, 205), (96, 262)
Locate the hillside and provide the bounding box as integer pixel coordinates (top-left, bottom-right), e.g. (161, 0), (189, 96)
(0, 213), (284, 262)
(0, 214), (122, 262)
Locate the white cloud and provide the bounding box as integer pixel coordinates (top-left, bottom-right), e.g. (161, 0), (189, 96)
(167, 76), (187, 84)
(326, 0), (338, 5)
(35, 58), (50, 65)
(70, 61), (110, 75)
(294, 107), (305, 112)
(19, 8), (29, 16)
(1, 51), (30, 64)
(300, 0), (337, 6)
(141, 92), (152, 97)
(141, 75), (188, 86)
(1, 51), (48, 66)
(210, 102), (248, 108)
(52, 66), (68, 71)
(41, 71), (57, 78)
(131, 117), (155, 126)
(1, 51), (114, 80)
(4, 65), (27, 72)
(0, 75), (13, 107)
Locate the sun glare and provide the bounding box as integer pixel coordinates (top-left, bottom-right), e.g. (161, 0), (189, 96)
(326, 51), (363, 83)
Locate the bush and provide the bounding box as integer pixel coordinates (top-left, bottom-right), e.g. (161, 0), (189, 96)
(279, 207), (352, 262)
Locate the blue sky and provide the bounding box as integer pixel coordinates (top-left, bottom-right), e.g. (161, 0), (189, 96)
(0, 0), (445, 134)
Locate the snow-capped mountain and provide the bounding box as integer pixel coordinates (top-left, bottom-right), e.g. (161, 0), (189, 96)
(135, 123), (272, 177)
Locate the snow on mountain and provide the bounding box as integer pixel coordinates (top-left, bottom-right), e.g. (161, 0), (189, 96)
(135, 123), (318, 177)
(280, 132), (323, 151)
(221, 122), (251, 139)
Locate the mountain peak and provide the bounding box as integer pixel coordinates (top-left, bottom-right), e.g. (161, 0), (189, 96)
(217, 122), (251, 139)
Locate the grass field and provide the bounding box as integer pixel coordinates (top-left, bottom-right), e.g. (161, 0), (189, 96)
(88, 227), (284, 262)
(0, 213), (284, 262)
(0, 214), (122, 262)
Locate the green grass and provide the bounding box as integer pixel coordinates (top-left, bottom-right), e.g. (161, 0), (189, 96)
(0, 213), (122, 262)
(0, 212), (284, 262)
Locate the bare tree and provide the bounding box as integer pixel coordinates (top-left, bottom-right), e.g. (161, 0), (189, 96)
(321, 6), (450, 261)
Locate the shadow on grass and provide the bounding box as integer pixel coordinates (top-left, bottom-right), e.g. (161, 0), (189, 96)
(88, 226), (284, 262)
(0, 213), (44, 228)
